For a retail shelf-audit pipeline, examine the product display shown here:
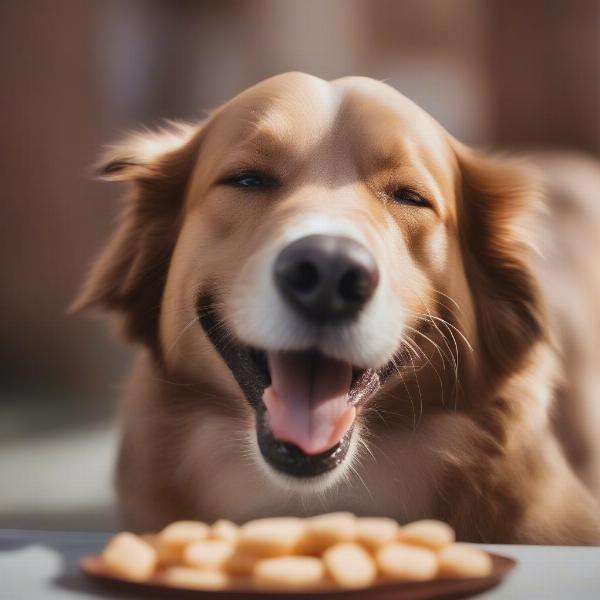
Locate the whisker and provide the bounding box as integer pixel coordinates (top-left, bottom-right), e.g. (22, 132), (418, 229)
(165, 316), (200, 357)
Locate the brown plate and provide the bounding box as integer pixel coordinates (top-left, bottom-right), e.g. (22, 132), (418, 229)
(81, 552), (516, 600)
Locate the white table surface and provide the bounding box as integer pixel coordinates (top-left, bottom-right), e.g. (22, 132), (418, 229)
(0, 529), (599, 599)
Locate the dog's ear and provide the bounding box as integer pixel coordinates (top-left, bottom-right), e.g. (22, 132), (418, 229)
(72, 121), (202, 349)
(453, 141), (545, 388)
(95, 121), (199, 180)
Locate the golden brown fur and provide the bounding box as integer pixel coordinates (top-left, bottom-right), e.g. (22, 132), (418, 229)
(75, 73), (600, 543)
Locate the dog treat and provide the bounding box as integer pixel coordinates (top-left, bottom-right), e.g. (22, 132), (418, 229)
(141, 534), (182, 566)
(355, 517), (399, 551)
(298, 511), (357, 554)
(323, 542), (377, 589)
(253, 556), (325, 589)
(211, 519), (239, 543)
(437, 543), (493, 578)
(94, 515), (496, 591)
(101, 532), (157, 582)
(397, 519), (455, 550)
(184, 539), (235, 569)
(161, 566), (230, 590)
(159, 520), (210, 549)
(238, 517), (306, 556)
(376, 543), (438, 581)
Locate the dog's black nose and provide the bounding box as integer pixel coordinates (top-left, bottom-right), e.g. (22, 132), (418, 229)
(274, 234), (379, 322)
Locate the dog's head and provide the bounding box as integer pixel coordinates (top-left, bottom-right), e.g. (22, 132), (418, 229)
(75, 73), (542, 490)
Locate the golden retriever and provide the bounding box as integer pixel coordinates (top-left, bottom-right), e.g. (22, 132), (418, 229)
(75, 72), (600, 544)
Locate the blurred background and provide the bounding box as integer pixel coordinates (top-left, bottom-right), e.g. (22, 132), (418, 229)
(1, 0), (599, 531)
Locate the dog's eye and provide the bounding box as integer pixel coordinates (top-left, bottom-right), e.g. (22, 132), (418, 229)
(223, 171), (278, 189)
(392, 188), (431, 208)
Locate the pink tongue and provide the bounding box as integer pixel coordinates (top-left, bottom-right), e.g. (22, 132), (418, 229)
(262, 351), (355, 455)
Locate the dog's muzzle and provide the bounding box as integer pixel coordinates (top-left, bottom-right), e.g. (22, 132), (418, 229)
(256, 235), (379, 476)
(197, 235), (390, 480)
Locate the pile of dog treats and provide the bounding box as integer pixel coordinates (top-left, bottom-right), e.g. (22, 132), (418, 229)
(98, 513), (493, 591)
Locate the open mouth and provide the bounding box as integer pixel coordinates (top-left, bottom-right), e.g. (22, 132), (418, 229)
(198, 295), (393, 477)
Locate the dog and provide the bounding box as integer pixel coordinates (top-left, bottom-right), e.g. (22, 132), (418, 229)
(75, 72), (600, 544)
